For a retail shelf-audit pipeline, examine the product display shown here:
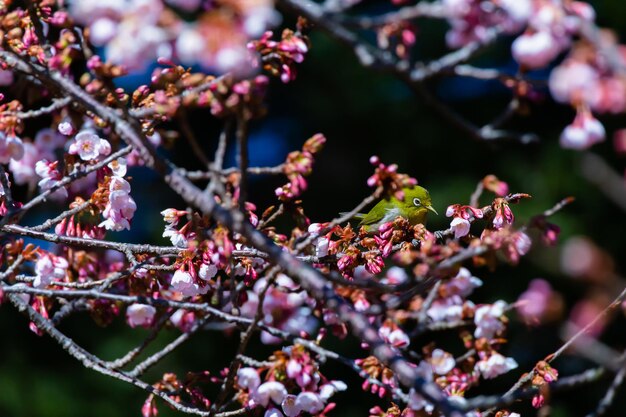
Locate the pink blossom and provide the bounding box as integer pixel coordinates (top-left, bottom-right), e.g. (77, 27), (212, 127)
(35, 128), (65, 151)
(450, 217), (471, 239)
(176, 26), (206, 65)
(512, 31), (560, 69)
(549, 62), (598, 105)
(381, 266), (408, 285)
(588, 77), (626, 114)
(281, 394), (299, 417)
(0, 134), (25, 164)
(265, 409), (284, 417)
(446, 204), (483, 220)
(476, 352), (518, 379)
(58, 121), (75, 136)
(443, 0), (531, 48)
(447, 267), (482, 297)
(100, 176), (136, 231)
(244, 7), (281, 37)
(474, 301), (507, 339)
(126, 303), (156, 328)
(427, 296), (464, 323)
(429, 349), (455, 375)
(89, 17), (118, 46)
(514, 232), (532, 256)
(295, 392), (324, 414)
(319, 381), (347, 400)
(170, 309), (196, 332)
(170, 270), (205, 297)
(379, 324), (410, 348)
(101, 190), (137, 231)
(560, 110), (605, 150)
(35, 160), (67, 199)
(161, 208), (186, 226)
(108, 158), (128, 177)
(570, 299), (607, 338)
(253, 381), (288, 407)
(198, 263), (218, 280)
(237, 367), (261, 391)
(9, 143), (40, 186)
(34, 254), (69, 288)
(560, 237), (597, 277)
(69, 131), (111, 161)
(163, 227), (188, 248)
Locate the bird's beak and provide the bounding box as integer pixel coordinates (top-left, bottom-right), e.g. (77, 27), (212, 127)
(426, 205), (438, 215)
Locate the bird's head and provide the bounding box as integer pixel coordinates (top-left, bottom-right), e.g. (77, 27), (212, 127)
(399, 186), (438, 222)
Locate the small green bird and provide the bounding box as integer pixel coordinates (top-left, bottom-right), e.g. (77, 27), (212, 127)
(352, 186), (438, 232)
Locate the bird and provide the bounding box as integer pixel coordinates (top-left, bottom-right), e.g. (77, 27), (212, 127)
(350, 185), (438, 232)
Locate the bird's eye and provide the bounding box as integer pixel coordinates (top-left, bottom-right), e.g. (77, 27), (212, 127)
(413, 198), (421, 207)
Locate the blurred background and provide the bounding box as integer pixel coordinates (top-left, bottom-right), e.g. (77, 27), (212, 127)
(3, 1), (626, 416)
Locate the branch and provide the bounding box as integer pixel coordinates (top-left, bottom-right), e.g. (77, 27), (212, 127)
(1, 224), (180, 255)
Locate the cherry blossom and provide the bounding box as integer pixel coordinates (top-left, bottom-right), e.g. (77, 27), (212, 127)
(100, 176), (137, 231)
(450, 217), (471, 238)
(237, 367), (261, 391)
(57, 121), (75, 136)
(0, 133), (25, 164)
(170, 269), (207, 297)
(126, 303), (157, 328)
(427, 296), (465, 323)
(9, 143), (41, 186)
(281, 395), (298, 417)
(107, 158), (128, 177)
(429, 349), (456, 375)
(198, 263), (218, 280)
(446, 268), (483, 297)
(68, 130), (112, 161)
(294, 392), (324, 414)
(379, 322), (410, 348)
(474, 301), (507, 339)
(512, 31), (560, 69)
(560, 109), (606, 150)
(34, 128), (65, 151)
(252, 381), (288, 407)
(476, 352), (519, 379)
(35, 160), (66, 197)
(34, 254), (69, 288)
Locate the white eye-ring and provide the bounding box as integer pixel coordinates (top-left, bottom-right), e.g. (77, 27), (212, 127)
(413, 198), (421, 207)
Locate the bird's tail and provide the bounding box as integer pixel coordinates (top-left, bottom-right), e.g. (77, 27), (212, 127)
(339, 212), (365, 221)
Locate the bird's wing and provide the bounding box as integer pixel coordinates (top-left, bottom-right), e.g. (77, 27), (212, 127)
(356, 200), (389, 226)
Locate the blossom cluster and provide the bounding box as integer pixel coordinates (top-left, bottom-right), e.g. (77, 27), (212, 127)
(68, 0), (280, 72)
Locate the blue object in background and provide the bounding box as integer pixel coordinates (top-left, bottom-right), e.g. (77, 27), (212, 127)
(436, 59), (552, 102)
(223, 118), (295, 171)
